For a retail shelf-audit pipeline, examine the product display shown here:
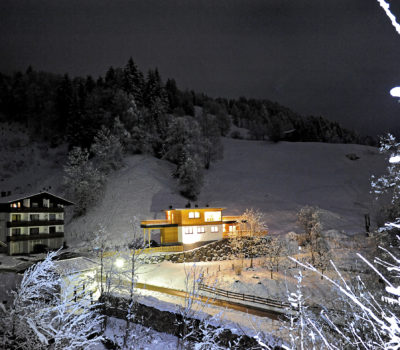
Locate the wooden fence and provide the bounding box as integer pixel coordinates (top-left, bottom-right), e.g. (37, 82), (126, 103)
(138, 245), (183, 254)
(198, 283), (293, 310)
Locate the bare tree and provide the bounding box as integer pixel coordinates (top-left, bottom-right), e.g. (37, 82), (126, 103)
(234, 208), (267, 268)
(297, 206), (322, 265)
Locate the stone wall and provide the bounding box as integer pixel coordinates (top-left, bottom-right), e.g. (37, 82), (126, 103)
(100, 294), (282, 349)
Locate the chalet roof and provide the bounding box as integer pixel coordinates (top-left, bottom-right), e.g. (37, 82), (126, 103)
(54, 257), (98, 276)
(165, 207), (226, 211)
(0, 191), (74, 205)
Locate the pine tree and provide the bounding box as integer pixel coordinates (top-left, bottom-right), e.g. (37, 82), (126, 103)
(123, 58), (144, 107)
(64, 147), (104, 216)
(178, 154), (204, 200)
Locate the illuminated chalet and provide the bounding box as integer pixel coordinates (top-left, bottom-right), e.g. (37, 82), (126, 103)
(140, 206), (241, 249)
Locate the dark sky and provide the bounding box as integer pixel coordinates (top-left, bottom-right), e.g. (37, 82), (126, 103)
(1, 0), (400, 136)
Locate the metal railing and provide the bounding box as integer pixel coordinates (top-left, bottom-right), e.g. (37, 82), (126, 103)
(198, 282), (292, 310)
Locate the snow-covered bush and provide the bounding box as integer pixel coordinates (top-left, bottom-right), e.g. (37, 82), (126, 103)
(0, 251), (103, 349)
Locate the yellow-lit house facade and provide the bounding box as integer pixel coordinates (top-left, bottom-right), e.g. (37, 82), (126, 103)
(140, 207), (240, 249)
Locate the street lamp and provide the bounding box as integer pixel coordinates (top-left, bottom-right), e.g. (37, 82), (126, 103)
(115, 258), (124, 269)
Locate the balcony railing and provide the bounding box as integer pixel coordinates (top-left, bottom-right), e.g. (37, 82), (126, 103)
(7, 220), (64, 228)
(7, 232), (64, 242)
(8, 207), (64, 213)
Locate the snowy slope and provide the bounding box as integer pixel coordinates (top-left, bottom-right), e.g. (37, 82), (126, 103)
(65, 138), (387, 244)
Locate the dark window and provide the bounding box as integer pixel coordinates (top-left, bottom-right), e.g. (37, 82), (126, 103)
(49, 214), (56, 221)
(11, 228), (21, 236)
(29, 228), (39, 235)
(49, 226), (56, 234)
(31, 202), (38, 208)
(30, 214), (40, 221)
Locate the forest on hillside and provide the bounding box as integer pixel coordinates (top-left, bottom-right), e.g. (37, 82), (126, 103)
(0, 58), (375, 151)
(0, 59), (377, 205)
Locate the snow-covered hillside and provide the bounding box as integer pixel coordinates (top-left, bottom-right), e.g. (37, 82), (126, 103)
(65, 138), (387, 244)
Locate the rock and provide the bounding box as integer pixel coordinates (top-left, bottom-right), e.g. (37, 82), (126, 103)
(346, 153), (360, 160)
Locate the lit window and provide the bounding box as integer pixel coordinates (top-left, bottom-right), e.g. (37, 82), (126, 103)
(188, 211), (200, 219)
(211, 226), (219, 233)
(196, 226), (205, 234)
(11, 214), (21, 222)
(183, 227), (193, 234)
(204, 211), (221, 222)
(229, 225), (236, 232)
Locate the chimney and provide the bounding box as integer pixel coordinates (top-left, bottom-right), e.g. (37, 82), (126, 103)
(1, 191), (6, 197)
(7, 191), (11, 197)
(195, 204), (198, 208)
(206, 203), (209, 207)
(169, 205), (173, 209)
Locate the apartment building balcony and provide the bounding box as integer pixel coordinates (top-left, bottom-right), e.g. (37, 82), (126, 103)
(7, 232), (64, 242)
(8, 207), (64, 213)
(7, 220), (64, 228)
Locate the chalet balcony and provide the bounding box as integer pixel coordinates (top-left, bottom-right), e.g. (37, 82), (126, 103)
(8, 207), (64, 213)
(7, 232), (64, 242)
(7, 220), (64, 228)
(140, 219), (178, 228)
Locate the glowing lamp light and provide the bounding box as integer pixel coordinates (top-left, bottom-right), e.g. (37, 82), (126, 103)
(115, 258), (124, 268)
(389, 155), (400, 163)
(390, 87), (400, 98)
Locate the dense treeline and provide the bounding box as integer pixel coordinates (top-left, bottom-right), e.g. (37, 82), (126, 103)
(0, 59), (375, 202)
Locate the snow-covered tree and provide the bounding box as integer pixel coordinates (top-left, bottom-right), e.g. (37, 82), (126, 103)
(176, 264), (204, 349)
(91, 124), (124, 173)
(64, 146), (104, 216)
(290, 244), (400, 349)
(0, 251), (103, 349)
(177, 154), (204, 200)
(371, 133), (400, 225)
(198, 109), (224, 169)
(263, 237), (284, 279)
(297, 206), (322, 265)
(232, 209), (267, 268)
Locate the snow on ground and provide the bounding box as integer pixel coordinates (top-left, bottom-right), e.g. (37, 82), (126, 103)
(63, 138), (386, 245)
(198, 138), (386, 235)
(100, 316), (179, 350)
(135, 257), (354, 310)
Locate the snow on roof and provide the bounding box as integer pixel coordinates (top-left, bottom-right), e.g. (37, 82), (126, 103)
(0, 191), (74, 205)
(54, 257), (99, 275)
(166, 207), (225, 211)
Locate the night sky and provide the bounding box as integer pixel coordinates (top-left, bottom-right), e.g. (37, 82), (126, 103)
(1, 0), (400, 136)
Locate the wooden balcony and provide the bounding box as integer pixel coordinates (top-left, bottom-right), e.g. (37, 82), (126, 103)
(7, 232), (64, 242)
(140, 220), (177, 228)
(7, 220), (64, 228)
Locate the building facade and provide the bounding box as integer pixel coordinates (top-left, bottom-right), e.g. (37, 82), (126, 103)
(0, 192), (73, 255)
(140, 207), (240, 249)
